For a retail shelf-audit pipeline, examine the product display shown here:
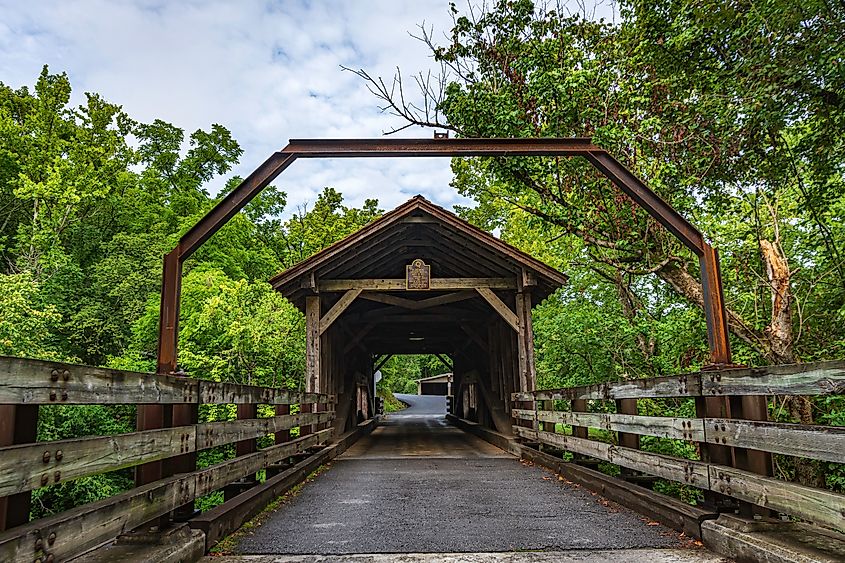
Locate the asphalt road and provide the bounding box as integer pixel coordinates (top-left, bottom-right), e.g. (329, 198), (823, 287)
(393, 393), (446, 415)
(232, 395), (705, 556)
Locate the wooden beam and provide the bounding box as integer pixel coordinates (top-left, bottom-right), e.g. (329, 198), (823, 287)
(342, 322), (373, 354)
(319, 278), (516, 292)
(306, 296), (321, 394)
(476, 288), (518, 332)
(319, 289), (362, 335)
(413, 291), (478, 309)
(358, 290), (477, 310)
(459, 323), (489, 353)
(374, 355), (393, 373)
(435, 354), (453, 371)
(516, 290), (536, 391)
(358, 292), (419, 309)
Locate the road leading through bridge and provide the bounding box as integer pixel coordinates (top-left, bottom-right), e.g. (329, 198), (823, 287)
(218, 395), (726, 561)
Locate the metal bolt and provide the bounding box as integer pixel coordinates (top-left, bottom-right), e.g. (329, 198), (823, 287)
(61, 392), (68, 402)
(50, 370), (59, 382)
(719, 484), (726, 493)
(716, 374), (722, 381)
(726, 487), (732, 495)
(62, 370), (70, 381)
(35, 559), (42, 563)
(46, 554), (54, 563)
(53, 471), (61, 483)
(40, 474), (48, 487)
(55, 450), (63, 461)
(42, 451), (51, 463)
(34, 538), (43, 550)
(48, 533), (55, 546)
(49, 391), (56, 402)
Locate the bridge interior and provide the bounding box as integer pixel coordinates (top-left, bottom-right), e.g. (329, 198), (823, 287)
(227, 395), (715, 559)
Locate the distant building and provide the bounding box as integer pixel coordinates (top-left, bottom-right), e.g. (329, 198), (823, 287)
(416, 373), (452, 396)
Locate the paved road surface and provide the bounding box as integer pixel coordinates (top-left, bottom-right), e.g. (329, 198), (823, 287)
(393, 393), (446, 414)
(231, 395), (720, 560)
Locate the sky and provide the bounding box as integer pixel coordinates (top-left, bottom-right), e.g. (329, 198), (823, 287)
(0, 0), (614, 216)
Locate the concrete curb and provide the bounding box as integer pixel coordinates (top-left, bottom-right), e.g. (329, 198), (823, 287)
(701, 514), (845, 563)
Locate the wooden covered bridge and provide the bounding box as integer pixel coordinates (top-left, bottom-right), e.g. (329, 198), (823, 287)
(0, 138), (843, 563)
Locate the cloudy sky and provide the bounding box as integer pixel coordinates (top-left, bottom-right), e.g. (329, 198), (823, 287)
(0, 0), (612, 215)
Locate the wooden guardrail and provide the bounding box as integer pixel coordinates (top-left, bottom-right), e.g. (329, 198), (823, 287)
(512, 360), (845, 534)
(0, 356), (335, 563)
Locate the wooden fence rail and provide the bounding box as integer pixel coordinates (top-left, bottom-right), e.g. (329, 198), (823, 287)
(0, 356), (337, 563)
(512, 359), (845, 535)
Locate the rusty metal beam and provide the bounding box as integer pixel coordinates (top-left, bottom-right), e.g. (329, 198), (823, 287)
(584, 151), (704, 255)
(282, 137), (599, 158)
(179, 152), (296, 259)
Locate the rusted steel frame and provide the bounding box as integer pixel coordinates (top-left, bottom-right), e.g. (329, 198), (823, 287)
(179, 153), (297, 259)
(282, 137), (598, 157)
(584, 152), (704, 253)
(0, 405), (38, 531)
(161, 140), (731, 372)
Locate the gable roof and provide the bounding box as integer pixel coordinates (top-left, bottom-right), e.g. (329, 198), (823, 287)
(270, 195), (567, 308)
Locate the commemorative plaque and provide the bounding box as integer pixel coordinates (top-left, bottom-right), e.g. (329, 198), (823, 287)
(406, 259), (431, 290)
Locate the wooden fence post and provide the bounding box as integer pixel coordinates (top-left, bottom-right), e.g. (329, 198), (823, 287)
(571, 398), (591, 465)
(266, 404), (291, 479)
(616, 398), (641, 481)
(223, 403), (258, 501)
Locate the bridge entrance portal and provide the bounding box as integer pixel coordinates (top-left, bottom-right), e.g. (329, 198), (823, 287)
(270, 196), (567, 437)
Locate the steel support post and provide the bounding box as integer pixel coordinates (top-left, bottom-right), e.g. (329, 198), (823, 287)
(0, 404), (38, 531)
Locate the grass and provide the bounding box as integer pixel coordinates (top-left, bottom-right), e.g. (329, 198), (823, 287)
(378, 388), (408, 413)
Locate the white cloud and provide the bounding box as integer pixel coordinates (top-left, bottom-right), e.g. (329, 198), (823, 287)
(0, 0), (615, 215)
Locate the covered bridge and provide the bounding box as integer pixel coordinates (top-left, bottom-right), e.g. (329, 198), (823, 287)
(269, 195), (567, 434)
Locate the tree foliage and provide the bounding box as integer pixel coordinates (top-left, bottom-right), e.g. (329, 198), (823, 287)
(0, 67), (383, 515)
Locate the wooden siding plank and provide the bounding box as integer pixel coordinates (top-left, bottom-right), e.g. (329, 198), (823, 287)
(705, 418), (845, 464)
(522, 410), (705, 441)
(0, 413), (335, 497)
(515, 428), (710, 488)
(709, 465), (845, 533)
(0, 356), (196, 405)
(515, 422), (844, 532)
(197, 412), (334, 450)
(703, 361), (845, 396)
(514, 374), (700, 401)
(0, 427), (192, 498)
(197, 382), (328, 405)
